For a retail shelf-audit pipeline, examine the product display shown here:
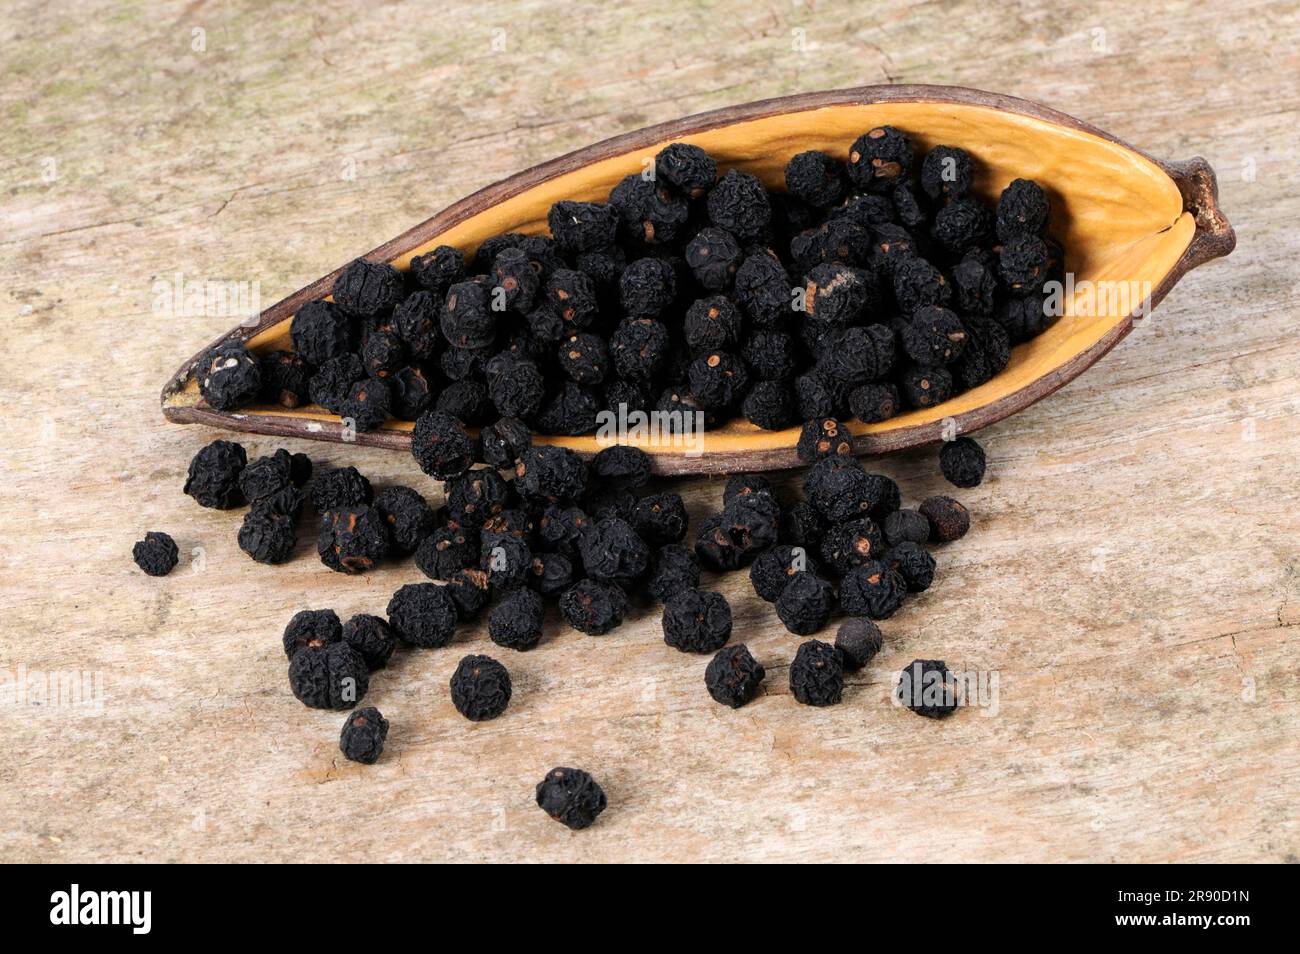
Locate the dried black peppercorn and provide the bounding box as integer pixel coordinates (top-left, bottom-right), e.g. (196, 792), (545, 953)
(694, 498), (778, 572)
(790, 217), (873, 273)
(308, 352), (365, 414)
(199, 341), (261, 411)
(953, 315), (1011, 390)
(528, 551), (575, 597)
(547, 200), (618, 255)
(662, 588), (732, 654)
(435, 377), (492, 426)
(362, 328), (406, 379)
(535, 381), (600, 436)
(900, 364), (954, 409)
(706, 169), (771, 242)
(789, 639), (844, 706)
(184, 439), (247, 509)
(489, 587), (545, 652)
(584, 485), (636, 522)
(339, 707), (388, 764)
(741, 330), (795, 382)
(647, 543), (700, 602)
(920, 144), (973, 201)
(579, 516), (649, 586)
(733, 248), (792, 329)
(492, 247), (540, 314)
(372, 485), (435, 554)
(883, 509), (930, 547)
(931, 196), (992, 254)
(440, 280), (496, 350)
(239, 500), (298, 564)
(996, 178), (1050, 241)
(446, 568), (491, 621)
(998, 233), (1050, 296)
(410, 244), (465, 296)
(450, 653), (512, 721)
(656, 142), (716, 197)
(515, 445), (587, 503)
(742, 380), (796, 430)
(480, 417), (533, 469)
(619, 256), (677, 318)
(892, 256), (951, 316)
(781, 501), (827, 551)
(846, 126), (913, 193)
(332, 258), (402, 318)
(797, 417), (855, 463)
(940, 436), (986, 488)
(688, 351), (748, 411)
(835, 618), (883, 672)
(609, 317), (671, 384)
(282, 608), (341, 657)
(415, 526), (478, 580)
(749, 544), (816, 602)
(993, 292), (1051, 344)
(237, 448), (293, 503)
(387, 582), (458, 648)
(840, 560), (907, 620)
(590, 445), (652, 491)
(609, 173), (690, 246)
(684, 226), (743, 290)
(816, 324), (895, 388)
(317, 505), (388, 574)
(258, 350), (313, 408)
(952, 249), (998, 317)
(482, 533), (534, 590)
(339, 377), (392, 432)
(803, 457), (877, 523)
(785, 150), (847, 209)
(902, 306), (968, 366)
(536, 766), (607, 830)
(411, 410), (477, 480)
(132, 531), (178, 577)
(776, 572), (834, 636)
(559, 579), (628, 635)
(819, 517), (884, 575)
(705, 644), (766, 709)
(794, 370), (841, 421)
(630, 492), (688, 546)
(896, 658), (958, 718)
(804, 262), (876, 328)
(555, 332), (608, 386)
(919, 495), (970, 543)
(310, 466), (372, 511)
(288, 640), (369, 710)
(848, 382), (901, 424)
(342, 614), (397, 671)
(446, 469), (513, 530)
(885, 541), (936, 593)
(682, 296), (740, 356)
(291, 299), (353, 366)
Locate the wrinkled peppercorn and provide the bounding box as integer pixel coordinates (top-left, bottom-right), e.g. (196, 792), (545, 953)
(559, 579), (628, 635)
(339, 707), (389, 764)
(705, 644), (766, 709)
(789, 639), (844, 706)
(662, 588), (732, 654)
(776, 571), (835, 635)
(579, 517), (649, 586)
(489, 587), (545, 651)
(386, 582), (458, 648)
(411, 411), (477, 480)
(184, 439), (247, 509)
(839, 560), (907, 620)
(310, 466), (372, 511)
(797, 417), (855, 463)
(996, 178), (1050, 241)
(239, 500), (298, 564)
(288, 640), (369, 710)
(883, 508), (930, 547)
(317, 505), (388, 574)
(450, 653), (512, 721)
(199, 341), (261, 411)
(630, 492), (688, 546)
(536, 766), (607, 830)
(332, 258), (403, 318)
(896, 658), (958, 718)
(342, 613), (397, 671)
(749, 544), (817, 602)
(885, 541), (936, 592)
(282, 608), (341, 657)
(132, 531), (179, 577)
(515, 445), (587, 503)
(847, 126), (913, 193)
(372, 485), (435, 554)
(646, 543), (701, 602)
(939, 435), (987, 488)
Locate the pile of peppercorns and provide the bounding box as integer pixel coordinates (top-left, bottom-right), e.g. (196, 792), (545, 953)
(153, 125), (1053, 829)
(197, 129), (1058, 439)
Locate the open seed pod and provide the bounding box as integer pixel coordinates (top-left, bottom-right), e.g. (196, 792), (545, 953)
(161, 84), (1234, 474)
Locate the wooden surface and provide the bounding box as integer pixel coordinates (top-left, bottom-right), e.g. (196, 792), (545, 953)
(1, 0), (1296, 863)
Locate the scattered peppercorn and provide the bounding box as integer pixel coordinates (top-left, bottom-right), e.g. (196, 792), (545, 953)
(839, 560), (907, 620)
(489, 587), (546, 651)
(789, 639), (844, 706)
(919, 495), (971, 543)
(647, 543), (701, 602)
(749, 544), (816, 602)
(939, 436), (987, 488)
(199, 341), (261, 411)
(797, 417), (855, 463)
(776, 571), (835, 635)
(339, 707), (389, 764)
(310, 465), (372, 511)
(288, 640), (369, 710)
(386, 582), (458, 648)
(536, 766), (607, 830)
(373, 485), (436, 554)
(132, 531), (179, 577)
(184, 439), (247, 509)
(630, 492), (688, 546)
(317, 505), (389, 573)
(705, 644), (766, 708)
(662, 588), (732, 653)
(332, 258), (403, 318)
(896, 658), (958, 718)
(882, 508), (930, 547)
(835, 618), (883, 672)
(450, 653), (512, 721)
(559, 579), (628, 635)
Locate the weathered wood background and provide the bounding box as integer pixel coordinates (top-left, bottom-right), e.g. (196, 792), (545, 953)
(1, 0), (1296, 863)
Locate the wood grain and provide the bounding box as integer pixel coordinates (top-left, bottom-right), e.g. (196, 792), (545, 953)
(0, 0), (1296, 863)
